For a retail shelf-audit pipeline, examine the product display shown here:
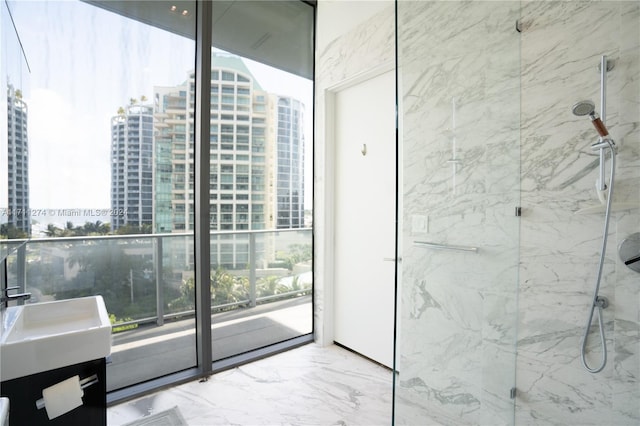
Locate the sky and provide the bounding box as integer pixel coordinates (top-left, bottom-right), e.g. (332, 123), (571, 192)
(4, 0), (313, 217)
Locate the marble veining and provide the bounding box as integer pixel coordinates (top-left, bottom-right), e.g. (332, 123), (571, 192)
(311, 1), (638, 425)
(108, 344), (393, 426)
(396, 2), (520, 425)
(516, 1), (639, 424)
(396, 0), (639, 425)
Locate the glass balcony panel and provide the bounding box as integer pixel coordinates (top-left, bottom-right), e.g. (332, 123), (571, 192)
(208, 229), (312, 361)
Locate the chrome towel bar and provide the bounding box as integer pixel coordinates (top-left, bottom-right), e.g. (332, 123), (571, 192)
(414, 241), (478, 253)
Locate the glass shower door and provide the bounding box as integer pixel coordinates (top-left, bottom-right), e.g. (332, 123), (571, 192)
(394, 1), (521, 424)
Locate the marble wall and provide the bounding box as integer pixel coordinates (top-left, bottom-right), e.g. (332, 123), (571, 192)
(516, 1), (640, 424)
(396, 1), (640, 425)
(396, 1), (521, 424)
(316, 1), (639, 425)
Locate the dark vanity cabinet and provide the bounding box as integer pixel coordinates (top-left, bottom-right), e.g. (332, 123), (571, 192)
(0, 358), (106, 426)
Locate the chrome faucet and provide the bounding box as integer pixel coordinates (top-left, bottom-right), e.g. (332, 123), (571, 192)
(1, 286), (31, 306)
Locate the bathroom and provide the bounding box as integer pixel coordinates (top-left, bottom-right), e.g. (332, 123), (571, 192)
(316, 1), (639, 423)
(2, 1), (639, 425)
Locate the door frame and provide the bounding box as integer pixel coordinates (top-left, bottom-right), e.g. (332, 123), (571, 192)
(320, 61), (395, 347)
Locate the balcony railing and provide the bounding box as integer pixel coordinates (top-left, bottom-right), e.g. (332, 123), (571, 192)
(1, 228), (313, 330)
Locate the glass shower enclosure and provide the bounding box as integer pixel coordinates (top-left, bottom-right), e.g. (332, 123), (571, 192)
(394, 1), (521, 424)
(394, 1), (640, 425)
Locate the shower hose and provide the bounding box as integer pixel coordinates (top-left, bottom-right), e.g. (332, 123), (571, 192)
(580, 139), (616, 374)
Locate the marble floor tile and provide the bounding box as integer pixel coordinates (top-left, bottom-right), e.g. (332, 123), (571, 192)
(107, 344), (393, 426)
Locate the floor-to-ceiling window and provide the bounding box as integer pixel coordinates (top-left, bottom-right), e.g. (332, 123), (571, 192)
(208, 0), (314, 359)
(1, 0), (314, 401)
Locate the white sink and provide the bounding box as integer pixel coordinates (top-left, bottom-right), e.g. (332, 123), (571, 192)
(0, 296), (112, 381)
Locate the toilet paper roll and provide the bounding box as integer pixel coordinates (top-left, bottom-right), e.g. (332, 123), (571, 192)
(42, 375), (84, 420)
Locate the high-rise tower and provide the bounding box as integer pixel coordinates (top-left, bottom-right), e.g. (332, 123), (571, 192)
(274, 96), (305, 229)
(7, 84), (30, 235)
(152, 55), (307, 268)
(110, 103), (154, 230)
(154, 55), (271, 234)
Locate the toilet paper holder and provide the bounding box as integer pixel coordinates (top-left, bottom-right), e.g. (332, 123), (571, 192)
(35, 374), (99, 410)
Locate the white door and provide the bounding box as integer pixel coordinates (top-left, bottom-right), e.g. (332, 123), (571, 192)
(333, 70), (396, 367)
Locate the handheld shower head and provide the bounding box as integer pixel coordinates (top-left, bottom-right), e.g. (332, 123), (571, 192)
(572, 100), (595, 117)
(572, 100), (610, 138)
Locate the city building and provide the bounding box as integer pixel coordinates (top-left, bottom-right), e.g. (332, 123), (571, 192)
(274, 96), (305, 229)
(154, 56), (270, 234)
(6, 84), (30, 235)
(152, 87), (185, 234)
(110, 103), (154, 230)
(153, 54), (307, 268)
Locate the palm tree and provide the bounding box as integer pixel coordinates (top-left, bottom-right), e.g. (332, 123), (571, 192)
(257, 275), (280, 297)
(61, 221), (77, 237)
(211, 267), (246, 305)
(99, 222), (111, 234)
(172, 268), (249, 311)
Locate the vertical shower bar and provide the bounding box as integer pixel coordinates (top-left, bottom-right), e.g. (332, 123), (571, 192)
(598, 55), (607, 191)
(600, 55), (607, 124)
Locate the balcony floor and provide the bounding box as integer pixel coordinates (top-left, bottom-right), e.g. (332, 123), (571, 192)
(107, 343), (393, 425)
(108, 296), (313, 391)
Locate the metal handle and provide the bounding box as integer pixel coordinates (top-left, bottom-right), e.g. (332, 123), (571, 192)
(625, 254), (640, 266)
(619, 232), (640, 273)
(383, 257), (402, 262)
(414, 241), (478, 253)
